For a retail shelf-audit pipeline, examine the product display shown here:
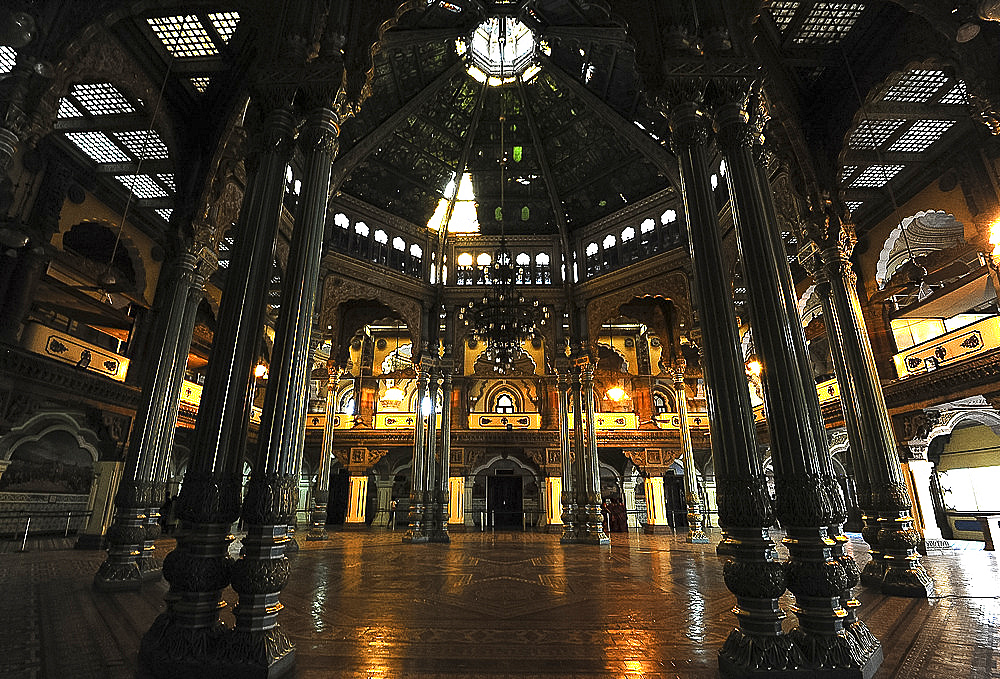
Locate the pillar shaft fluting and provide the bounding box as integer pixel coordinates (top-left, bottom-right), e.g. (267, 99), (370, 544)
(578, 362), (609, 544)
(95, 250), (209, 590)
(716, 96), (879, 673)
(674, 360), (708, 543)
(309, 366), (340, 540)
(431, 367), (452, 542)
(667, 99), (795, 675)
(139, 99), (297, 677)
(230, 106), (340, 673)
(556, 366), (576, 542)
(816, 235), (933, 598)
(404, 364), (429, 543)
(422, 366), (440, 532)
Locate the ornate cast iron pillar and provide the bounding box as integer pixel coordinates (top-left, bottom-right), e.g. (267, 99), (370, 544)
(95, 249), (211, 590)
(309, 365), (341, 540)
(667, 95), (795, 676)
(404, 360), (430, 543)
(431, 362), (453, 543)
(674, 359), (708, 543)
(138, 97), (296, 678)
(813, 261), (882, 617)
(578, 360), (609, 544)
(562, 356), (587, 543)
(715, 89), (879, 676)
(229, 104), (340, 675)
(423, 363), (440, 533)
(556, 361), (576, 542)
(812, 214), (933, 598)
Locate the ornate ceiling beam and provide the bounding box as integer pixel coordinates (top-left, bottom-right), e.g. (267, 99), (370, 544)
(94, 159), (174, 174)
(539, 55), (681, 190)
(330, 60), (465, 189)
(541, 25), (630, 48)
(379, 27), (467, 50)
(517, 77), (573, 255)
(839, 149), (927, 165)
(54, 113), (151, 133)
(863, 103), (966, 120)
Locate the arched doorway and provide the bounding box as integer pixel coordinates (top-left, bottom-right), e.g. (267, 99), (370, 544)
(472, 452), (541, 530)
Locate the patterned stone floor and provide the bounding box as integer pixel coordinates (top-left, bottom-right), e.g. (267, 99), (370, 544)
(1, 528), (998, 678)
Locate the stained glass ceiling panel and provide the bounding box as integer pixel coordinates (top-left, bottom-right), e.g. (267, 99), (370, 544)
(882, 69), (949, 103)
(792, 3), (865, 45)
(769, 1), (800, 32)
(849, 119), (903, 148)
(887, 120), (954, 153)
(206, 12), (240, 43)
(116, 174), (169, 199)
(114, 130), (170, 160)
(147, 15), (219, 58)
(849, 164), (904, 188)
(70, 83), (137, 116)
(0, 46), (15, 74)
(64, 132), (131, 164)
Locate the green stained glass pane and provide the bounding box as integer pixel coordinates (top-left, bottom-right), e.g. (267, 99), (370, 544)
(521, 206), (529, 221)
(513, 146), (522, 162)
(495, 206), (503, 221)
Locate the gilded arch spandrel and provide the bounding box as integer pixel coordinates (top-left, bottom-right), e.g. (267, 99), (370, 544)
(584, 271), (692, 362)
(319, 274), (424, 362)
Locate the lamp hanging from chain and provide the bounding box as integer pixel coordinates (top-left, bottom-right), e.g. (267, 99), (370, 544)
(457, 19), (549, 373)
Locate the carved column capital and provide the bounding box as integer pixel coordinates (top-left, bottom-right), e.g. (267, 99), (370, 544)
(298, 107), (341, 156)
(668, 101), (713, 150)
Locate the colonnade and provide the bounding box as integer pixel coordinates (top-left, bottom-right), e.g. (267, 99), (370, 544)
(84, 76), (937, 679)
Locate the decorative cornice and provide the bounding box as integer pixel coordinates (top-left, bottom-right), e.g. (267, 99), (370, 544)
(0, 346), (141, 415)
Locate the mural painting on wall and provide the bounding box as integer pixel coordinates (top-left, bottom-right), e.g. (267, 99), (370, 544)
(0, 431), (94, 494)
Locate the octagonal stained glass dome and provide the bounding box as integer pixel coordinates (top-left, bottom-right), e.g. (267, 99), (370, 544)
(466, 16), (537, 79)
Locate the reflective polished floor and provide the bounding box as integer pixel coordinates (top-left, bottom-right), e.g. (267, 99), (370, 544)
(1, 528), (998, 678)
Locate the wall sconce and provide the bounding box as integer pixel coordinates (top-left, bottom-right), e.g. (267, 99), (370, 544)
(254, 363), (268, 379)
(605, 386), (630, 402)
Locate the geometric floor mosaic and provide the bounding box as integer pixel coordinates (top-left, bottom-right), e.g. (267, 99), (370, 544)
(1, 529), (998, 678)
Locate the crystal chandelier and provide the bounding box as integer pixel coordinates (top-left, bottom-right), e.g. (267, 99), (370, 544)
(457, 22), (549, 373)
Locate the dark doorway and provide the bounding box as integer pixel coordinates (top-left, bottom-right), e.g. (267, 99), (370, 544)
(663, 474), (688, 528)
(488, 475), (523, 528)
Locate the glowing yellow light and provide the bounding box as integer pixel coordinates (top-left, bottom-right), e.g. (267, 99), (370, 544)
(990, 217), (1000, 257)
(457, 252), (474, 267)
(426, 173), (480, 233)
(254, 363), (268, 379)
(746, 359), (762, 377)
(606, 386), (628, 402)
(468, 64), (487, 83)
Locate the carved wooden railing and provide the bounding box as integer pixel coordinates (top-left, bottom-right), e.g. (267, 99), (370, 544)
(893, 316), (1000, 378)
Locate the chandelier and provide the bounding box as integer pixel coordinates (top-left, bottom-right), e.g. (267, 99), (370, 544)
(459, 248), (549, 372)
(457, 22), (548, 373)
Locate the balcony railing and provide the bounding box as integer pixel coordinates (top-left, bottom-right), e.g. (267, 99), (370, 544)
(893, 316), (1000, 378)
(20, 322), (129, 381)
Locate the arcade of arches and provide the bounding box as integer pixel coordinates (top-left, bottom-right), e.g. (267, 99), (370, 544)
(2, 1), (1000, 678)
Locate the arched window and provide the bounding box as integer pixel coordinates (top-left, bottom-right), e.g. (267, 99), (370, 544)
(621, 226), (635, 242)
(355, 221), (369, 237)
(334, 213), (350, 228)
(586, 242), (599, 256)
(495, 393), (515, 414)
(374, 229), (388, 244)
(338, 389), (355, 415)
(660, 210), (676, 225)
(410, 243), (422, 258)
(652, 393), (670, 414)
(602, 234), (616, 249)
(392, 236), (405, 251)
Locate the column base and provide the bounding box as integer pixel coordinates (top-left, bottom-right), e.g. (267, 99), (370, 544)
(283, 536), (299, 555)
(882, 563), (934, 597)
(223, 629), (296, 679)
(544, 523), (563, 534)
(643, 523), (672, 535)
(789, 628), (883, 679)
(860, 559), (885, 587)
(402, 530), (429, 543)
(687, 529), (710, 544)
(305, 530), (328, 541)
(427, 530), (451, 543)
(75, 533), (107, 550)
(718, 630), (802, 678)
(139, 557), (163, 581)
(919, 538), (950, 554)
(93, 567), (142, 591)
(339, 522), (370, 531)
